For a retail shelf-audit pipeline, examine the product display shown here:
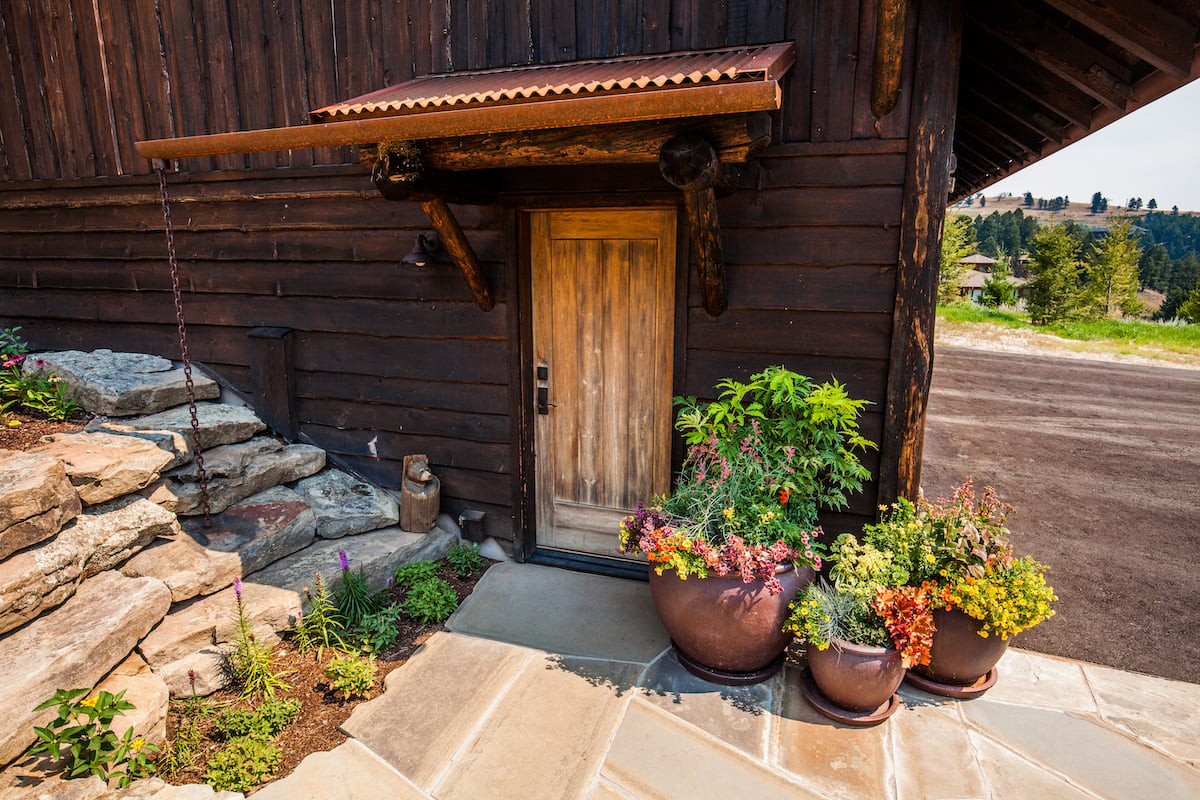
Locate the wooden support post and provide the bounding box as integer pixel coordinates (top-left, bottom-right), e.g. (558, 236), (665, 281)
(872, 0), (909, 119)
(879, 0), (963, 506)
(248, 327), (297, 439)
(659, 133), (731, 317)
(420, 196), (495, 312)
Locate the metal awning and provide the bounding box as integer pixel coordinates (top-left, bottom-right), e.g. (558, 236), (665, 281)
(135, 43), (794, 161)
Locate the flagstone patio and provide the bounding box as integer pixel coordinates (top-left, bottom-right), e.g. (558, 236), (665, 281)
(255, 562), (1200, 800)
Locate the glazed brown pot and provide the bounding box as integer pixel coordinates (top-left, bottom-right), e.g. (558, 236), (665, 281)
(806, 639), (905, 712)
(648, 564), (814, 677)
(913, 607), (1010, 686)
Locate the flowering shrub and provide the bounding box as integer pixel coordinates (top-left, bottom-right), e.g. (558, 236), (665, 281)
(619, 367), (875, 594)
(0, 327), (80, 422)
(941, 555), (1056, 639)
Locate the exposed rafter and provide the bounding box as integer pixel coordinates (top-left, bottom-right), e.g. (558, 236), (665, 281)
(1042, 0), (1196, 79)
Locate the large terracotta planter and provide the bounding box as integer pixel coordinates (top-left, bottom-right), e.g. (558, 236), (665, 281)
(649, 564), (814, 685)
(802, 638), (904, 725)
(906, 607), (1008, 697)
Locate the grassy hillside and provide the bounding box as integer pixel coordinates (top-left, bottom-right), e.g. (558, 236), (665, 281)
(949, 195), (1193, 225)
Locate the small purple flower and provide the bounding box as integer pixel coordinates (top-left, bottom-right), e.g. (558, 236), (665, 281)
(338, 549), (350, 572)
(385, 576), (394, 589)
(232, 577), (243, 600)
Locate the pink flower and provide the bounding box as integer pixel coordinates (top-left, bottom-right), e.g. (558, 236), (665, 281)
(232, 577), (242, 600)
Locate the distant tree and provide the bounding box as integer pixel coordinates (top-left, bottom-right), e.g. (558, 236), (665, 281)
(981, 255), (1019, 308)
(1178, 284), (1200, 324)
(1139, 244), (1171, 289)
(964, 195), (973, 206)
(939, 213), (976, 305)
(979, 194), (986, 208)
(1100, 198), (1108, 212)
(1127, 197), (1138, 210)
(1148, 198), (1158, 210)
(1172, 205), (1179, 215)
(1027, 224), (1084, 323)
(1024, 191), (1034, 207)
(1084, 216), (1143, 318)
(1090, 192), (1104, 214)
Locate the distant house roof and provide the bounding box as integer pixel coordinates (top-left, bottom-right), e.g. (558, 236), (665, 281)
(960, 269), (1027, 290)
(959, 253), (997, 265)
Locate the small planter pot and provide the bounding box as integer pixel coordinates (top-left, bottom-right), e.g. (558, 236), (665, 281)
(801, 639), (904, 726)
(905, 607), (1008, 698)
(649, 564), (814, 685)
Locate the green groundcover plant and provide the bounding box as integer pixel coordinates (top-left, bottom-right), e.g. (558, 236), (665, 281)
(619, 366), (875, 594)
(30, 688), (156, 787)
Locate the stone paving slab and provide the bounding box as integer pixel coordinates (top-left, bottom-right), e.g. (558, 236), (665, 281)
(446, 562), (669, 663)
(968, 730), (1095, 800)
(985, 649), (1098, 714)
(637, 649), (776, 758)
(432, 653), (641, 800)
(962, 699), (1200, 800)
(340, 633), (531, 789)
(89, 402), (265, 454)
(602, 698), (821, 799)
(775, 664), (892, 800)
(253, 740), (426, 800)
(1082, 661), (1200, 768)
(890, 688), (990, 800)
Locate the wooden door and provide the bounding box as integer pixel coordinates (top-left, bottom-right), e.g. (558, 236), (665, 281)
(531, 209), (676, 559)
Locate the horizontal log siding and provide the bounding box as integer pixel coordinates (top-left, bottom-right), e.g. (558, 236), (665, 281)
(0, 0), (907, 182)
(683, 147), (906, 531)
(0, 170), (517, 538)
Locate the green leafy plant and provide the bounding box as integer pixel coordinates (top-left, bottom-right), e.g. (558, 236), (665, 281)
(393, 559), (439, 588)
(336, 549), (379, 626)
(228, 579), (291, 701)
(354, 606), (403, 655)
(446, 543), (484, 577)
(29, 688), (157, 787)
(295, 572), (348, 658)
(941, 556), (1056, 640)
(620, 366), (875, 593)
(158, 671), (215, 780)
(401, 576), (458, 624)
(213, 698), (300, 741)
(203, 735), (282, 793)
(0, 328), (80, 422)
(324, 654), (378, 700)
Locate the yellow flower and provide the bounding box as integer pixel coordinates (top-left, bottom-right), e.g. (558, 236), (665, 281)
(723, 507), (735, 520)
(131, 738), (145, 752)
(79, 697), (98, 709)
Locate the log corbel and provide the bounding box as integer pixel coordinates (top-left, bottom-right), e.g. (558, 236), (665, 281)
(659, 133), (736, 317)
(872, 0), (909, 119)
(370, 146), (495, 311)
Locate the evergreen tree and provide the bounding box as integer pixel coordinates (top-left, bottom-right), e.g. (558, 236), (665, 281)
(1084, 216), (1143, 318)
(979, 194), (986, 208)
(939, 213), (976, 305)
(1090, 192), (1104, 214)
(1148, 198), (1158, 210)
(981, 254), (1019, 308)
(1024, 191), (1034, 207)
(1027, 224), (1084, 323)
(1178, 284), (1200, 324)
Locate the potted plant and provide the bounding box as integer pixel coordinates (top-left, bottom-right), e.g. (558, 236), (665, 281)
(862, 480), (1057, 697)
(785, 534), (935, 725)
(619, 366), (875, 685)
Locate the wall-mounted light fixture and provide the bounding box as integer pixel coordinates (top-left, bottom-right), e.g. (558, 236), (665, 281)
(402, 231), (445, 266)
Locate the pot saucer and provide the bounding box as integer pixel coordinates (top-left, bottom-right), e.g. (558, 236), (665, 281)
(799, 669), (901, 727)
(903, 667), (998, 699)
(670, 640), (785, 686)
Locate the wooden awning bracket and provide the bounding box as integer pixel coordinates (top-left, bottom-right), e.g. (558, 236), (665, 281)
(871, 0), (909, 119)
(370, 146), (495, 312)
(659, 132), (732, 317)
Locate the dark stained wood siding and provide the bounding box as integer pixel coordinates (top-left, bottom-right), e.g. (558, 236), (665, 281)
(0, 0), (912, 181)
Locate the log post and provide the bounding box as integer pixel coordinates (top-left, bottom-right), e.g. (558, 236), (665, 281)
(879, 0), (963, 506)
(659, 132), (732, 316)
(420, 196), (495, 312)
(872, 0), (909, 119)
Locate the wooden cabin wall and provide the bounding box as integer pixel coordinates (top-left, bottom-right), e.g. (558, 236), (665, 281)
(0, 0), (936, 540)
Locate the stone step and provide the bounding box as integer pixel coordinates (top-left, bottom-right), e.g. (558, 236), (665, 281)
(0, 571), (171, 765)
(87, 401), (267, 463)
(140, 438), (325, 516)
(294, 468), (399, 539)
(0, 449), (81, 561)
(123, 485), (317, 604)
(25, 350), (219, 418)
(30, 430), (178, 506)
(0, 495), (180, 636)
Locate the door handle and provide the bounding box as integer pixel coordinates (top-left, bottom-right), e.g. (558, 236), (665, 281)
(536, 363), (555, 414)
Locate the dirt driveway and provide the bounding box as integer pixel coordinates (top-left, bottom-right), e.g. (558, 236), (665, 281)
(921, 346), (1200, 683)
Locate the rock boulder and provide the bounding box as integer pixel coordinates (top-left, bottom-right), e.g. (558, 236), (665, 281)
(30, 431), (176, 506)
(87, 402), (266, 457)
(0, 449), (81, 560)
(295, 469), (399, 539)
(24, 350), (218, 417)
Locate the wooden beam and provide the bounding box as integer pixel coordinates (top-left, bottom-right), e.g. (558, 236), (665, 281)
(420, 196), (495, 312)
(960, 68), (1068, 144)
(880, 0), (963, 505)
(968, 3), (1133, 111)
(1042, 0), (1195, 80)
(965, 40), (1097, 130)
(134, 81), (782, 161)
(415, 113), (773, 170)
(872, 0), (909, 118)
(659, 133), (731, 316)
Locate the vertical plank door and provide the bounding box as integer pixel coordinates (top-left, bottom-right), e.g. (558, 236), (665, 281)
(531, 209), (676, 559)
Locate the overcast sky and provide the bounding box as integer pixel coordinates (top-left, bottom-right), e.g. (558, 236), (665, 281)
(985, 78), (1200, 212)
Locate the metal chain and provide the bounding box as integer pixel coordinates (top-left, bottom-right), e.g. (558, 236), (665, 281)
(157, 165), (212, 526)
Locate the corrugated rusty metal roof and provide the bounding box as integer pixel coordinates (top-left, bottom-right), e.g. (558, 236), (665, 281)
(312, 43), (794, 121)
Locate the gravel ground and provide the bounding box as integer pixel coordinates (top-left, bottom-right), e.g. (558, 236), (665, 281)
(922, 333), (1200, 683)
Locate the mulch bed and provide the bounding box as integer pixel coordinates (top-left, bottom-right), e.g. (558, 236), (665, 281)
(161, 561), (490, 789)
(0, 409), (90, 450)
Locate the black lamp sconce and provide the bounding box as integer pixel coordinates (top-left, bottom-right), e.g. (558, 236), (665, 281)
(402, 231), (446, 266)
